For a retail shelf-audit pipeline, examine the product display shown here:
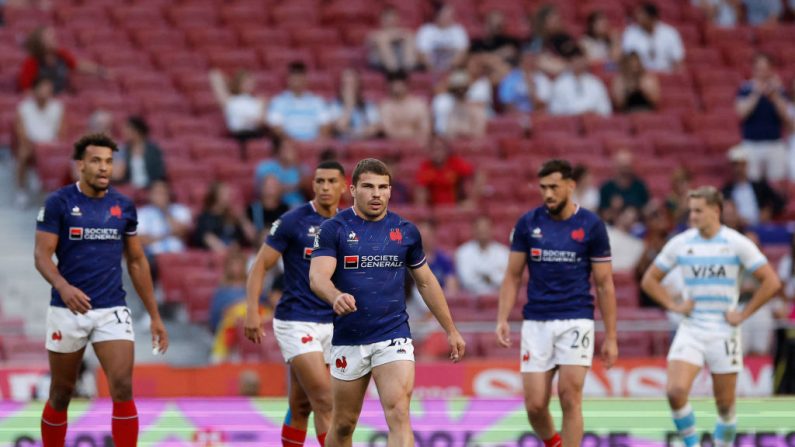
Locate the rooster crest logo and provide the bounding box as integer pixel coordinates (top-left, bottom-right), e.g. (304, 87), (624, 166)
(110, 205), (122, 218)
(301, 334), (313, 344)
(570, 228), (585, 242)
(51, 331), (62, 341)
(335, 356), (348, 370)
(389, 228), (402, 243)
(522, 351), (530, 362)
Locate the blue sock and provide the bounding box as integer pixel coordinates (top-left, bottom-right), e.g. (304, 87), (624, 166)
(672, 404), (700, 447)
(713, 416), (737, 447)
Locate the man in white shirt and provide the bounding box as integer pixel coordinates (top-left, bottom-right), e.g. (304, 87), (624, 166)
(621, 2), (684, 72)
(549, 47), (612, 116)
(267, 62), (331, 141)
(455, 216), (509, 296)
(137, 180), (192, 257)
(416, 4), (469, 72)
(15, 77), (64, 207)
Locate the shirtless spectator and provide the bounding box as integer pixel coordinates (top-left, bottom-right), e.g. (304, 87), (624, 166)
(379, 71), (431, 144)
(368, 6), (419, 73)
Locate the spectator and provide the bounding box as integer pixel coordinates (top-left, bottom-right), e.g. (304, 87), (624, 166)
(18, 26), (107, 94)
(382, 155), (414, 205)
(579, 11), (621, 65)
(328, 69), (381, 140)
(572, 164), (599, 211)
(634, 201), (673, 307)
(721, 199), (746, 232)
(209, 69), (267, 147)
(735, 53), (790, 182)
(113, 116), (166, 189)
(469, 10), (520, 64)
(721, 146), (785, 226)
(598, 150), (650, 221)
(14, 77), (63, 207)
(417, 220), (459, 294)
(498, 50), (552, 113)
(379, 71), (431, 144)
(86, 109), (113, 135)
(432, 70), (488, 138)
(193, 182), (255, 253)
(416, 3), (469, 72)
(464, 53), (508, 114)
(253, 137), (306, 208)
(549, 46), (612, 116)
(611, 52), (660, 113)
(415, 137), (479, 207)
(137, 180), (192, 258)
(209, 250), (249, 333)
(606, 205), (645, 271)
(621, 2), (684, 72)
(247, 175), (289, 243)
(664, 167), (692, 226)
(367, 6), (419, 73)
(522, 4), (577, 77)
(691, 0), (742, 27)
(744, 0), (783, 25)
(267, 61), (331, 141)
(455, 216), (509, 296)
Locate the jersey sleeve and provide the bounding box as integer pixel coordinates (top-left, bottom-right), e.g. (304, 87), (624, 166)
(588, 218), (612, 263)
(124, 200), (138, 236)
(265, 215), (291, 253)
(735, 234), (768, 273)
(311, 219), (340, 259)
(653, 235), (682, 273)
(509, 215), (529, 253)
(406, 223), (427, 269)
(36, 194), (65, 234)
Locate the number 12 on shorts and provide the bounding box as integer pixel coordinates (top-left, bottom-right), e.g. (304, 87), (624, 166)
(724, 338), (738, 356)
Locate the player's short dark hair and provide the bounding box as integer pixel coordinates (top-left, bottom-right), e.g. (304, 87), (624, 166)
(288, 61), (307, 74)
(73, 133), (118, 160)
(538, 159), (573, 179)
(126, 115), (149, 137)
(386, 70), (409, 83)
(316, 160), (345, 176)
(352, 158), (391, 186)
(640, 2), (659, 19)
(688, 186), (724, 212)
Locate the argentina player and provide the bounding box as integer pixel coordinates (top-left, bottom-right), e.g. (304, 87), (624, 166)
(309, 158), (466, 446)
(34, 134), (168, 447)
(496, 159), (618, 447)
(642, 187), (780, 447)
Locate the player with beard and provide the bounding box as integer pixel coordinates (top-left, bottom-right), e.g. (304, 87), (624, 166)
(34, 133), (169, 447)
(495, 159), (618, 447)
(309, 158), (466, 446)
(244, 160), (347, 447)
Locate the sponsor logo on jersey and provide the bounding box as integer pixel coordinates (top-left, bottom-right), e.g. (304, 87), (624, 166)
(531, 227), (543, 239)
(69, 227), (121, 241)
(691, 265), (727, 278)
(307, 225), (319, 237)
(687, 248), (694, 255)
(530, 249), (578, 263)
(571, 228), (585, 242)
(397, 348), (407, 354)
(110, 204), (122, 218)
(71, 206), (82, 217)
(344, 255), (359, 269)
(389, 228), (402, 244)
(348, 231), (359, 243)
(51, 331), (62, 341)
(303, 247), (314, 260)
(301, 334), (313, 344)
(335, 356), (347, 371)
(37, 207), (45, 222)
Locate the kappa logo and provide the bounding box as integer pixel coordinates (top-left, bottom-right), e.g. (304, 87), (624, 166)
(71, 206), (82, 217)
(389, 228), (402, 243)
(303, 247), (314, 260)
(522, 351), (530, 362)
(301, 334), (313, 344)
(571, 228), (585, 242)
(110, 204), (122, 218)
(335, 356), (348, 371)
(344, 255), (359, 269)
(531, 227), (543, 239)
(51, 331), (62, 341)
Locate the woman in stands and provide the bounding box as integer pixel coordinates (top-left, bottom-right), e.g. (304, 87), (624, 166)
(579, 11), (621, 66)
(209, 68), (268, 151)
(328, 69), (381, 140)
(610, 52), (660, 113)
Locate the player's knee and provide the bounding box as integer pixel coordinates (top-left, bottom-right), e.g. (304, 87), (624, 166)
(332, 414), (358, 439)
(716, 403), (735, 419)
(558, 386), (582, 412)
(666, 385), (688, 407)
(524, 397), (547, 418)
(383, 400), (411, 427)
(309, 393), (333, 415)
(291, 397), (313, 420)
(108, 376), (133, 402)
(48, 388), (73, 411)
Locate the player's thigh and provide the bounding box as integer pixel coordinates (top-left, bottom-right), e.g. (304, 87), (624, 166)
(93, 340), (135, 390)
(557, 365), (588, 409)
(46, 306), (92, 354)
(330, 374), (370, 425)
(522, 370), (555, 413)
(273, 319), (333, 364)
(372, 360), (414, 419)
(48, 348), (87, 393)
(291, 351), (332, 400)
(287, 364), (312, 416)
(520, 321), (556, 373)
(666, 360), (702, 398)
(552, 319), (595, 368)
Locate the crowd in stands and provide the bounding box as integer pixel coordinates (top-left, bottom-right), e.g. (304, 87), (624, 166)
(3, 0), (795, 362)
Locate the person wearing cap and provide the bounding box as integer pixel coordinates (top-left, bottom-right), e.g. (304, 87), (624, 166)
(721, 146), (784, 226)
(431, 70), (487, 138)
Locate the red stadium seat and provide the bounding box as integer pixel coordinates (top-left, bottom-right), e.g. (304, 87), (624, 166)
(630, 113), (683, 134)
(315, 47), (365, 71)
(206, 49), (261, 71)
(322, 0), (378, 25)
(220, 4), (269, 27)
(259, 47), (315, 70)
(582, 115), (631, 135)
(167, 5), (219, 28)
(704, 25), (753, 46)
(190, 139), (240, 161)
(237, 28), (290, 48)
(686, 47), (724, 68)
(271, 4), (320, 26)
(531, 114), (581, 134)
(185, 28), (238, 48)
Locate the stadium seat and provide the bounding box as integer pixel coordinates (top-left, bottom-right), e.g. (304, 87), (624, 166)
(531, 114), (581, 135)
(630, 113), (683, 134)
(206, 49), (261, 71)
(185, 28), (238, 48)
(236, 27), (290, 48)
(220, 4), (268, 27)
(582, 115), (631, 136)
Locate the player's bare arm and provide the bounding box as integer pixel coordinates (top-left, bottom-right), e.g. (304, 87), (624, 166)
(641, 265), (694, 315)
(725, 263), (781, 326)
(496, 252), (527, 348)
(124, 235), (168, 353)
(34, 230), (92, 314)
(244, 244), (281, 343)
(409, 263), (466, 362)
(309, 255), (356, 315)
(592, 261), (618, 369)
